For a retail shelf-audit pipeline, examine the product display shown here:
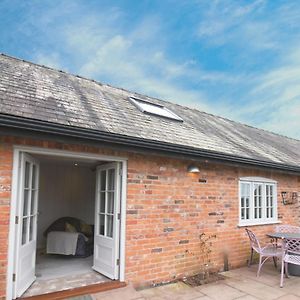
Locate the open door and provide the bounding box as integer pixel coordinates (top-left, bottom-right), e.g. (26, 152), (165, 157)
(93, 162), (121, 279)
(14, 153), (40, 298)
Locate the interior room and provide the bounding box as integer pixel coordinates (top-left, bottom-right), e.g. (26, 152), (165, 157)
(22, 154), (110, 297)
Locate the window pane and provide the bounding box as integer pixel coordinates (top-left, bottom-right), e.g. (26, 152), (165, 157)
(266, 184), (274, 219)
(100, 170), (106, 191)
(241, 208), (245, 219)
(108, 169), (115, 190)
(270, 185), (273, 195)
(270, 185), (274, 218)
(241, 183), (250, 196)
(31, 190), (36, 215)
(106, 215), (113, 238)
(107, 192), (114, 214)
(22, 217), (28, 245)
(245, 184), (250, 195)
(241, 184), (245, 195)
(258, 185), (262, 218)
(99, 214), (105, 235)
(23, 189), (29, 216)
(254, 184), (262, 219)
(32, 165), (37, 189)
(24, 161), (30, 188)
(100, 192), (105, 213)
(29, 216), (34, 241)
(240, 183), (250, 220)
(241, 183), (246, 195)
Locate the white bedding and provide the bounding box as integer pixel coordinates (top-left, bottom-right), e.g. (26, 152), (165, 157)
(47, 231), (79, 255)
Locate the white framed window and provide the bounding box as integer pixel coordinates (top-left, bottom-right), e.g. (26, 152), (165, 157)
(239, 177), (278, 226)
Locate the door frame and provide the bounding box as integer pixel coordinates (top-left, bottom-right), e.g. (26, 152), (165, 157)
(6, 145), (128, 300)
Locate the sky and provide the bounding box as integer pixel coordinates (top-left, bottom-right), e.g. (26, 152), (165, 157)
(0, 0), (300, 139)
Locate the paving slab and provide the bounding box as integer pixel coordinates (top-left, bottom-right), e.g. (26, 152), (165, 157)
(222, 266), (280, 287)
(279, 282), (300, 298)
(195, 282), (246, 300)
(92, 284), (141, 300)
(137, 282), (204, 300)
(225, 277), (287, 300)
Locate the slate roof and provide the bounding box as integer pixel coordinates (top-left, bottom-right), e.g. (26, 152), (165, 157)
(0, 53), (299, 170)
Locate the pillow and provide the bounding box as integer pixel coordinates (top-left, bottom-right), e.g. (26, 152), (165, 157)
(80, 221), (93, 236)
(65, 222), (77, 233)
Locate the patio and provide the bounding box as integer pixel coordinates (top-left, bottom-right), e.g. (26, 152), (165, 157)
(86, 262), (300, 300)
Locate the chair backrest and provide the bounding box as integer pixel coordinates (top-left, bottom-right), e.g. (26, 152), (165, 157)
(283, 238), (300, 258)
(245, 228), (261, 252)
(275, 225), (300, 233)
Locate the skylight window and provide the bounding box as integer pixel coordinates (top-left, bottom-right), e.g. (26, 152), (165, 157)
(129, 97), (183, 122)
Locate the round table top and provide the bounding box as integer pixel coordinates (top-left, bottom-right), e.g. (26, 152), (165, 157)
(267, 232), (300, 239)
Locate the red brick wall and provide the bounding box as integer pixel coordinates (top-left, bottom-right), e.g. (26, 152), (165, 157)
(0, 135), (299, 297)
(0, 141), (13, 298)
(126, 154), (300, 286)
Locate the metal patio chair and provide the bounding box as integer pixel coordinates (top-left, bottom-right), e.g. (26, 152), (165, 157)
(280, 238), (300, 287)
(245, 228), (282, 277)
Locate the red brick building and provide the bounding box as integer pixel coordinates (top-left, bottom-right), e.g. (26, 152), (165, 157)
(0, 54), (299, 299)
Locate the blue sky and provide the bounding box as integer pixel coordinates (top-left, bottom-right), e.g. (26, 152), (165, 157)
(1, 0), (300, 139)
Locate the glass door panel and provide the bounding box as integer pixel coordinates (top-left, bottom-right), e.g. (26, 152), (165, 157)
(99, 168), (115, 238)
(20, 157), (39, 246)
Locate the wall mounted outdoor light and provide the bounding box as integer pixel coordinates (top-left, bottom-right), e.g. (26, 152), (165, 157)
(187, 165), (200, 173)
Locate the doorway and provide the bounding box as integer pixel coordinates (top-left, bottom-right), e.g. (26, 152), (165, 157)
(7, 147), (127, 300)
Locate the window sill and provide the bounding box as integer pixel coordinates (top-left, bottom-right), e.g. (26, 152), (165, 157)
(238, 220), (281, 227)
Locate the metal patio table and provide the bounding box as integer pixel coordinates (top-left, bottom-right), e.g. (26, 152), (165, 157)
(267, 232), (300, 276)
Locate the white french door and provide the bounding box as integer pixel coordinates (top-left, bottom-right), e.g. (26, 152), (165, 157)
(14, 153), (40, 298)
(93, 162), (121, 279)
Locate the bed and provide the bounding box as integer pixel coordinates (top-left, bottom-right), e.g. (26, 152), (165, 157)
(44, 217), (94, 257)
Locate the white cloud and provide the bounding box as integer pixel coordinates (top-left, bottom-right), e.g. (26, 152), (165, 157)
(233, 0), (265, 17)
(196, 0), (278, 51)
